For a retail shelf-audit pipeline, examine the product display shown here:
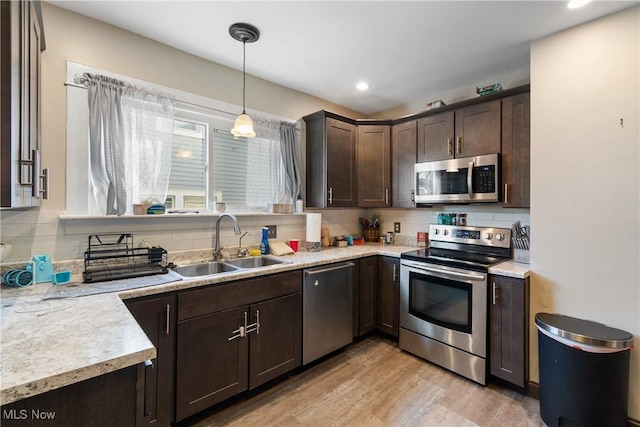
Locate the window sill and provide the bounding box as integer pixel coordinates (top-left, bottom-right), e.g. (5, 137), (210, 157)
(59, 212), (307, 220)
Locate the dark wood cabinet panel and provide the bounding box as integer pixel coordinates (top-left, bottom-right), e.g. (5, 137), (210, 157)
(417, 111), (455, 162)
(0, 0), (46, 208)
(178, 271), (301, 321)
(176, 271), (303, 421)
(351, 260), (360, 338)
(176, 306), (249, 420)
(357, 256), (377, 336)
(501, 93), (530, 208)
(249, 293), (302, 390)
(126, 294), (176, 427)
(391, 121), (417, 207)
(376, 256), (399, 337)
(357, 124), (391, 207)
(304, 112), (357, 207)
(489, 275), (530, 390)
(417, 100), (501, 162)
(0, 365), (140, 427)
(454, 100), (501, 158)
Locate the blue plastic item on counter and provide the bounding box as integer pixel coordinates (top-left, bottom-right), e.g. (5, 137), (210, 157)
(28, 254), (54, 283)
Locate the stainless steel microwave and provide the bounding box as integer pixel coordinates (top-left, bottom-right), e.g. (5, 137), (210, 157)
(414, 153), (500, 204)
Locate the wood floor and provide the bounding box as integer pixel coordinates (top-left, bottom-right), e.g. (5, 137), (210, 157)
(186, 335), (545, 427)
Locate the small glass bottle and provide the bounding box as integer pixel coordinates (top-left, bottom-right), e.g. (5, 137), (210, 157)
(260, 227), (270, 255)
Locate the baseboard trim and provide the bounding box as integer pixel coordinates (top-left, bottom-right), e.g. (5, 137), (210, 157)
(527, 380), (540, 399)
(628, 417), (640, 427)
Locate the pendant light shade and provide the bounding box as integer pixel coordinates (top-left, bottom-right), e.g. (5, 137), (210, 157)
(231, 113), (256, 137)
(229, 23), (260, 138)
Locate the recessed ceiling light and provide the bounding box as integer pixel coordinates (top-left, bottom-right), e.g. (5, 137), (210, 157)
(567, 0), (591, 9)
(356, 82), (371, 91)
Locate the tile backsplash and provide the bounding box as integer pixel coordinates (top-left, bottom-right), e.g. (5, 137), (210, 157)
(0, 206), (530, 262)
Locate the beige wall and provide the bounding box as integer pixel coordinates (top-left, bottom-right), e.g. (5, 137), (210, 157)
(38, 3), (364, 212)
(531, 6), (639, 419)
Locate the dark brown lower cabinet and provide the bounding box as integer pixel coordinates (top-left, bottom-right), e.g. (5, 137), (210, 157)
(356, 256), (377, 336)
(175, 271), (302, 421)
(125, 294), (176, 427)
(0, 365), (141, 427)
(489, 275), (530, 390)
(377, 256), (399, 337)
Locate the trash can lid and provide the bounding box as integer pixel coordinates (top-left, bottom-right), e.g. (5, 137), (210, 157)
(535, 313), (634, 350)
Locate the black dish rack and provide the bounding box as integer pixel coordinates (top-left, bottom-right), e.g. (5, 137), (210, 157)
(83, 233), (169, 283)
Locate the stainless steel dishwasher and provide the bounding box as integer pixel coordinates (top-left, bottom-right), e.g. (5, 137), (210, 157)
(303, 262), (354, 365)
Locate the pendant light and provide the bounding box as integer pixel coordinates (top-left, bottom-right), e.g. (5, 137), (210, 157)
(229, 23), (260, 138)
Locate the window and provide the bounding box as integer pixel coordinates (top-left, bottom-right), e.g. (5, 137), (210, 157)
(65, 62), (297, 215)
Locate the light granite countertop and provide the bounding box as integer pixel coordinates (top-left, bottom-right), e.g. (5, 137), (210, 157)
(1, 243), (529, 405)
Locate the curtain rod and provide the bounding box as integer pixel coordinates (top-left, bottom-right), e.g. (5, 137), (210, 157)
(64, 81), (297, 126)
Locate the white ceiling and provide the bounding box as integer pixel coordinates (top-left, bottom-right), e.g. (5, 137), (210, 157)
(48, 1), (637, 115)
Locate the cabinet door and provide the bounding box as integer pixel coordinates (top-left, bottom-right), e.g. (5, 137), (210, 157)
(501, 93), (530, 208)
(357, 256), (377, 335)
(326, 117), (357, 207)
(249, 293), (302, 390)
(357, 124), (390, 207)
(126, 294), (176, 427)
(489, 275), (530, 389)
(391, 121), (417, 208)
(454, 100), (501, 158)
(417, 111), (454, 162)
(176, 306), (248, 421)
(376, 256), (399, 337)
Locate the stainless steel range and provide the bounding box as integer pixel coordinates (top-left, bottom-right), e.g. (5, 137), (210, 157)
(399, 224), (511, 385)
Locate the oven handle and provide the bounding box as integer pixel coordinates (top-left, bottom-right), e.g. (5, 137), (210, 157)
(402, 261), (485, 281)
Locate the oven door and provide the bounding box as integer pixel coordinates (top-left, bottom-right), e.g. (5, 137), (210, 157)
(400, 259), (487, 357)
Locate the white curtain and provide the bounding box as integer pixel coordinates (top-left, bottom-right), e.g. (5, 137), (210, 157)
(78, 73), (175, 215)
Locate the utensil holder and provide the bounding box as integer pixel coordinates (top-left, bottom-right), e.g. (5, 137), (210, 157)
(363, 229), (380, 242)
(514, 249), (530, 264)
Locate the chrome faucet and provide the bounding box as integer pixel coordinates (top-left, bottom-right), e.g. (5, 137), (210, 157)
(237, 231), (249, 258)
(213, 213), (241, 260)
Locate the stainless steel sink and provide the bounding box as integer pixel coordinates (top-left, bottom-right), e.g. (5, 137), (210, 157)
(173, 261), (239, 277)
(225, 256), (286, 269)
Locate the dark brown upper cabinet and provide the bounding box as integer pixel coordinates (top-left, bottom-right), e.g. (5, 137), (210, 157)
(1, 0), (46, 208)
(417, 100), (501, 162)
(391, 120), (417, 207)
(304, 111), (357, 207)
(357, 124), (391, 207)
(501, 93), (530, 208)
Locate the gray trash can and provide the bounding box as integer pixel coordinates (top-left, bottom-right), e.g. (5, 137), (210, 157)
(535, 313), (633, 427)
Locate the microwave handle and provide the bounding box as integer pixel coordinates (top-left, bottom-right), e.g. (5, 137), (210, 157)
(467, 160), (474, 198)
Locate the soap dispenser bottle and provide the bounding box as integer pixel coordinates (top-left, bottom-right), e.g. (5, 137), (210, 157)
(260, 227), (270, 255)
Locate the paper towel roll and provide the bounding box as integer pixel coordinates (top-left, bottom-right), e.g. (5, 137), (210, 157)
(306, 213), (322, 251)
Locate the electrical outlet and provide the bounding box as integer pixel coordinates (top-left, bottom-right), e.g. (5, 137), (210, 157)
(394, 222), (401, 233)
(266, 225), (277, 238)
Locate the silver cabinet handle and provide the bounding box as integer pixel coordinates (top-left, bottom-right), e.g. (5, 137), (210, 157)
(385, 188), (389, 205)
(504, 183), (509, 204)
(447, 138), (453, 156)
(456, 136), (462, 154)
(228, 312), (247, 341)
(165, 304), (170, 335)
(328, 187), (333, 205)
(143, 359), (154, 417)
(492, 282), (498, 305)
(40, 168), (49, 200)
(393, 263), (398, 282)
(246, 310), (260, 335)
(32, 149), (40, 197)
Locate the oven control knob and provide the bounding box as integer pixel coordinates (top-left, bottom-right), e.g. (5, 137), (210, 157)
(442, 229), (448, 236)
(495, 233), (504, 241)
(433, 229), (439, 235)
(484, 232), (493, 240)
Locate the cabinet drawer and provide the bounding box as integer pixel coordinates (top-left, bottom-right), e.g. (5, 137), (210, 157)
(178, 270), (302, 321)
